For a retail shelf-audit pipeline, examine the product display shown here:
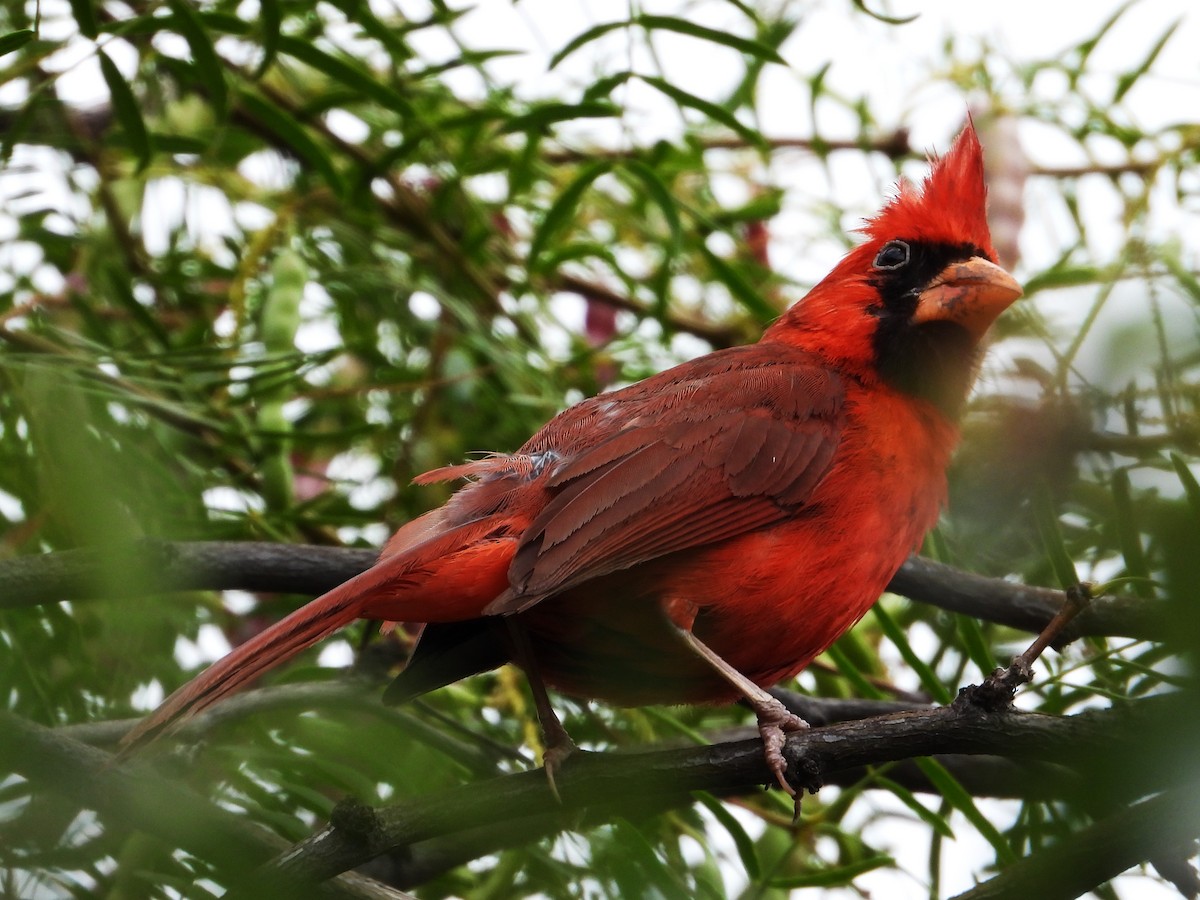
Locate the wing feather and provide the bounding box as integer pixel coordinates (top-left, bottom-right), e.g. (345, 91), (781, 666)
(485, 346), (846, 615)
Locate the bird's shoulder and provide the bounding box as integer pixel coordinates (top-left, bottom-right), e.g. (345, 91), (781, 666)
(522, 341), (845, 460)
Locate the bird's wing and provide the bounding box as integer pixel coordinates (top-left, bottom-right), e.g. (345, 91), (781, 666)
(487, 348), (846, 614)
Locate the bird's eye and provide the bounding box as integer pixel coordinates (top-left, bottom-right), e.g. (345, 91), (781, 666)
(873, 240), (910, 270)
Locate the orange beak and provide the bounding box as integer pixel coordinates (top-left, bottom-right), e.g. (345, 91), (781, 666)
(912, 257), (1023, 341)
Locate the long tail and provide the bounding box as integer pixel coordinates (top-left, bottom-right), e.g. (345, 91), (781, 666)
(117, 516), (520, 758)
(117, 568), (375, 757)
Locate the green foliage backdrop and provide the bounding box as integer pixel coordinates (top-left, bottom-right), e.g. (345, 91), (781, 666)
(1, 1), (1198, 897)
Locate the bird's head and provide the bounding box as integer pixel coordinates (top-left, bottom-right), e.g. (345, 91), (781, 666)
(766, 122), (1022, 419)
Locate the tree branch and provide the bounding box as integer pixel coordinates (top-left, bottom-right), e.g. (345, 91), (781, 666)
(0, 540), (1169, 641)
(228, 691), (1188, 893)
(362, 755), (1076, 890)
(8, 674), (1189, 895)
(890, 555), (1167, 642)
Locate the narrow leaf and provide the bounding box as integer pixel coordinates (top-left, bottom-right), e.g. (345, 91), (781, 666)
(916, 757), (1017, 863)
(500, 101), (621, 135)
(255, 0), (282, 77)
(698, 243), (777, 321)
(1114, 19), (1181, 103)
(641, 75), (767, 150)
(0, 29), (33, 59)
(709, 190), (784, 227)
(611, 819), (693, 900)
(583, 70), (636, 102)
(1012, 265), (1101, 295)
(851, 0), (918, 25)
(1161, 248), (1200, 304)
(1171, 453), (1200, 531)
(873, 605), (951, 705)
(636, 15), (786, 64)
(528, 161), (611, 269)
(1111, 468), (1153, 597)
(66, 0), (98, 38)
(771, 855), (894, 888)
(167, 0), (228, 116)
(873, 775), (955, 837)
(694, 793), (760, 880)
(236, 89), (344, 194)
(410, 49), (522, 81)
(956, 613), (997, 678)
(98, 50), (153, 171)
(278, 36), (412, 115)
(823, 644), (887, 700)
(622, 160), (682, 253)
(549, 20), (629, 70)
(1077, 0), (1133, 66)
(1032, 485), (1079, 590)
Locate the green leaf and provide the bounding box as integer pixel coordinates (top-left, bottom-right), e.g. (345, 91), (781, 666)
(694, 793), (760, 880)
(98, 50), (153, 172)
(956, 613), (997, 678)
(1019, 265), (1102, 295)
(1114, 18), (1181, 103)
(622, 161), (682, 253)
(0, 29), (34, 59)
(410, 49), (522, 81)
(641, 75), (768, 151)
(278, 36), (412, 116)
(1171, 453), (1200, 531)
(916, 757), (1017, 863)
(583, 70), (636, 102)
(528, 161), (611, 270)
(709, 190), (784, 227)
(256, 0), (282, 77)
(236, 89), (344, 194)
(1032, 485), (1079, 590)
(66, 0), (98, 39)
(636, 15), (786, 64)
(872, 774), (955, 837)
(823, 643), (887, 700)
(1077, 1), (1133, 66)
(851, 0), (918, 25)
(771, 854), (894, 888)
(1161, 247), (1200, 304)
(1111, 468), (1153, 597)
(500, 101), (621, 135)
(873, 604), (951, 705)
(548, 20), (629, 70)
(610, 819), (693, 900)
(167, 0), (228, 117)
(698, 242), (777, 322)
(150, 134), (210, 155)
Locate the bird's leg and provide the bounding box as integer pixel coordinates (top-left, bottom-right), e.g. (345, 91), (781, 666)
(676, 628), (810, 803)
(504, 618), (577, 800)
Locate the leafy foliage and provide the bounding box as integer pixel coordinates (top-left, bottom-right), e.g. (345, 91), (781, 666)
(0, 1), (1197, 898)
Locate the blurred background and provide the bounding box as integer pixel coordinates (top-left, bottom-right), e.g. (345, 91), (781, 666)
(1, 1), (1198, 897)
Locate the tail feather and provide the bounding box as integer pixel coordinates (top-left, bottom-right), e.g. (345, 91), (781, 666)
(118, 516), (520, 759)
(117, 573), (369, 757)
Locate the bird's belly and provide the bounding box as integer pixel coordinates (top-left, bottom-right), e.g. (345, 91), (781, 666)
(521, 405), (951, 706)
(521, 521), (913, 706)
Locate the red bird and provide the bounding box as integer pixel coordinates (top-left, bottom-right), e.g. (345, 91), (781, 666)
(122, 124), (1021, 794)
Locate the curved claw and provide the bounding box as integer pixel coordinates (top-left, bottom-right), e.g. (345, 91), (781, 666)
(542, 734), (579, 803)
(753, 697), (810, 820)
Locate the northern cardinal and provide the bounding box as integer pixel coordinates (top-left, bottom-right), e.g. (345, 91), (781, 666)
(121, 124), (1021, 796)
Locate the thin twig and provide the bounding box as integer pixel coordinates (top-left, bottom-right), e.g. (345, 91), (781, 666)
(973, 582), (1096, 708)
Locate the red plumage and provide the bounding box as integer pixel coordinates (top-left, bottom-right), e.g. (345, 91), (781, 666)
(122, 124), (1021, 791)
